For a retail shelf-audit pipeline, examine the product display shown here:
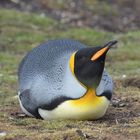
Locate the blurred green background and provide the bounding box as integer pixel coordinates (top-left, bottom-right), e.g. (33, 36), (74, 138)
(0, 0), (140, 140)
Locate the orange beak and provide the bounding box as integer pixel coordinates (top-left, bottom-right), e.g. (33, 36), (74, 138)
(91, 47), (108, 61)
(91, 40), (117, 61)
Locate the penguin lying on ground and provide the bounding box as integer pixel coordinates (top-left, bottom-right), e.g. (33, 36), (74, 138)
(18, 39), (117, 120)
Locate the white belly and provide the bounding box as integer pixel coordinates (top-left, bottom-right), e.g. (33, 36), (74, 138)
(38, 93), (110, 120)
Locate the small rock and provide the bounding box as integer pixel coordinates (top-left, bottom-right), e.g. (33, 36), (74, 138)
(122, 74), (126, 78)
(17, 113), (26, 117)
(111, 98), (121, 107)
(0, 131), (7, 137)
(111, 98), (127, 108)
(76, 129), (90, 138)
(119, 102), (126, 107)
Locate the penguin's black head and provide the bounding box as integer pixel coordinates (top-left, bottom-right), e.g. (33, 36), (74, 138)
(74, 40), (117, 88)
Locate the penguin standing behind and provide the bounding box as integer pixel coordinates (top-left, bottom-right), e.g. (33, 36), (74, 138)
(18, 39), (117, 120)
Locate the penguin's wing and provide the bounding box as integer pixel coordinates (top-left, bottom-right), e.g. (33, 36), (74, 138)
(19, 89), (42, 118)
(96, 70), (113, 100)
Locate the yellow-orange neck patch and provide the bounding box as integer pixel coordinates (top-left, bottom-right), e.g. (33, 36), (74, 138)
(69, 88), (105, 108)
(69, 52), (86, 88)
(69, 52), (76, 75)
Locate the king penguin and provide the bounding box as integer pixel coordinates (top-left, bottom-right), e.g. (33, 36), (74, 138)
(18, 39), (117, 120)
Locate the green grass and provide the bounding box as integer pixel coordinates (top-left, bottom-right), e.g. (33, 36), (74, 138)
(0, 9), (140, 140)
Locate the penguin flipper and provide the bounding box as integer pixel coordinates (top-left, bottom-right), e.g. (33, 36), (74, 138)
(38, 96), (73, 111)
(96, 70), (113, 100)
(18, 89), (42, 119)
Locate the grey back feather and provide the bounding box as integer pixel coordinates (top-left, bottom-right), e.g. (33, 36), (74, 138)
(96, 70), (113, 96)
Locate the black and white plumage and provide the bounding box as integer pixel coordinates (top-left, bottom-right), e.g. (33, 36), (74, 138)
(18, 39), (116, 120)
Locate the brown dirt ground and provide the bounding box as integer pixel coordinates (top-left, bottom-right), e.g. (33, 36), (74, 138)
(0, 78), (140, 140)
